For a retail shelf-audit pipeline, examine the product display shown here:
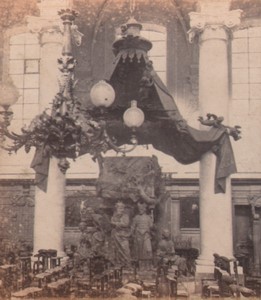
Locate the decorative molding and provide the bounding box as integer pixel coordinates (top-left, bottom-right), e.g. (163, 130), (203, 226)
(188, 9), (242, 43)
(26, 16), (63, 45)
(0, 177), (259, 187)
(27, 14), (83, 47)
(27, 16), (62, 34)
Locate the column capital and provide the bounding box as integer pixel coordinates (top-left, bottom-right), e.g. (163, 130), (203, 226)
(27, 16), (63, 45)
(26, 0), (75, 45)
(188, 9), (242, 43)
(27, 16), (63, 34)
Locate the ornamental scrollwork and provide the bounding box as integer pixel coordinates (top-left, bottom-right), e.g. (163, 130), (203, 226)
(188, 9), (242, 43)
(198, 113), (242, 141)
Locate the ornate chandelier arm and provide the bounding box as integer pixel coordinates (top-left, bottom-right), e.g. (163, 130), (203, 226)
(103, 127), (137, 154)
(3, 129), (29, 141)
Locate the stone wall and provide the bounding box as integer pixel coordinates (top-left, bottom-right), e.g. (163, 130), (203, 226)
(0, 178), (260, 253)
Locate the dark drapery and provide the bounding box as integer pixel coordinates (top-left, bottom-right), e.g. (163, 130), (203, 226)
(31, 37), (237, 194)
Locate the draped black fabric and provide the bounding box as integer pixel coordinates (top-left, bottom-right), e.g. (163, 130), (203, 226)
(31, 36), (237, 193)
(103, 48), (237, 193)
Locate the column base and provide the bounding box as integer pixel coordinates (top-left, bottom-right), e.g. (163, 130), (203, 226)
(194, 258), (215, 294)
(196, 257), (214, 274)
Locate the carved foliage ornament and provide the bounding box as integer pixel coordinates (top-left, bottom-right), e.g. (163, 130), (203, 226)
(188, 9), (242, 43)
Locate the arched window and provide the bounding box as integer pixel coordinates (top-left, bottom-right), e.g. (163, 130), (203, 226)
(6, 31), (40, 131)
(140, 24), (167, 84)
(232, 27), (261, 110)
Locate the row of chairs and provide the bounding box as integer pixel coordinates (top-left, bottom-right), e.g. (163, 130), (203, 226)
(202, 253), (255, 298)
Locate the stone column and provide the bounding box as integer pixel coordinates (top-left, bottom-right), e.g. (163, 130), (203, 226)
(188, 0), (242, 273)
(34, 158), (66, 256)
(27, 0), (73, 257)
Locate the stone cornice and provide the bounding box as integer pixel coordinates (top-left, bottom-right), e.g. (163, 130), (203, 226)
(188, 9), (242, 43)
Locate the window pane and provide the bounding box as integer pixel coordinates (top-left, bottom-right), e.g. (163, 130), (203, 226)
(232, 27), (261, 101)
(25, 44), (40, 59)
(232, 68), (249, 83)
(10, 34), (26, 45)
(249, 100), (261, 115)
(232, 53), (248, 68)
(151, 56), (166, 71)
(8, 33), (40, 123)
(141, 30), (165, 41)
(16, 90), (24, 104)
(232, 84), (249, 99)
(149, 41), (166, 57)
(250, 84), (261, 99)
(25, 60), (39, 74)
(230, 100), (249, 116)
(156, 72), (166, 84)
(9, 60), (24, 74)
(249, 68), (261, 83)
(249, 53), (261, 68)
(232, 38), (248, 53)
(23, 104), (39, 119)
(24, 89), (39, 104)
(142, 28), (166, 84)
(180, 198), (199, 229)
(249, 37), (261, 53)
(11, 74), (24, 89)
(10, 45), (25, 59)
(24, 74), (39, 88)
(12, 104), (23, 118)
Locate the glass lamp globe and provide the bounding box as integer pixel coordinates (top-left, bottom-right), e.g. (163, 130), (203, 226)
(90, 80), (115, 108)
(123, 100), (145, 128)
(0, 80), (19, 110)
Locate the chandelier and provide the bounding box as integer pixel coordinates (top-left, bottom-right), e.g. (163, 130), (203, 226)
(0, 9), (146, 174)
(0, 7), (241, 194)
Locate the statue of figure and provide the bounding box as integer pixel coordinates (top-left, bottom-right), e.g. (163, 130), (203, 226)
(157, 229), (187, 275)
(157, 229), (175, 258)
(80, 206), (105, 256)
(248, 195), (261, 220)
(75, 221), (92, 266)
(131, 201), (153, 261)
(111, 202), (131, 266)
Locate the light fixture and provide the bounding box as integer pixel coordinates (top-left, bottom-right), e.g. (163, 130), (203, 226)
(89, 79), (145, 147)
(90, 80), (115, 108)
(0, 6), (241, 194)
(0, 80), (19, 128)
(0, 8), (146, 171)
(123, 100), (145, 129)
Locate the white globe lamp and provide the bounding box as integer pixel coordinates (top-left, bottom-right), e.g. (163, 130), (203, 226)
(90, 80), (115, 108)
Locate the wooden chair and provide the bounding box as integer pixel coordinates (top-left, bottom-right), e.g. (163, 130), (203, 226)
(202, 253), (255, 298)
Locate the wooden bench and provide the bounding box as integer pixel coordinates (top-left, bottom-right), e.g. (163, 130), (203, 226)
(11, 287), (42, 299)
(47, 278), (70, 296)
